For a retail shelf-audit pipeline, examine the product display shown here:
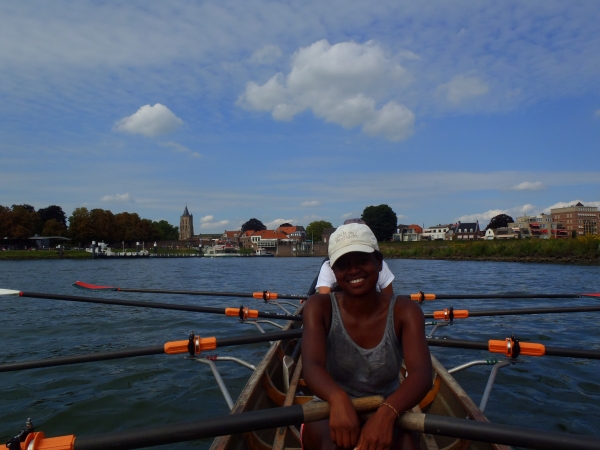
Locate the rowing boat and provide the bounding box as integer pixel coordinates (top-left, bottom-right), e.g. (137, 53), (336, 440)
(210, 284), (510, 450)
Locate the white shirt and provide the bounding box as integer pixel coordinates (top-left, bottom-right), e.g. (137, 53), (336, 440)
(316, 260), (394, 290)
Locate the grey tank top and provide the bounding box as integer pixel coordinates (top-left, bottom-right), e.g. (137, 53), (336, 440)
(326, 293), (403, 398)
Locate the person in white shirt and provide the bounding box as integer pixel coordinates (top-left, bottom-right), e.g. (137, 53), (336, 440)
(316, 219), (394, 295)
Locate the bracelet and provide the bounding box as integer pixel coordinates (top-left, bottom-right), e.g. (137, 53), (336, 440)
(380, 402), (399, 418)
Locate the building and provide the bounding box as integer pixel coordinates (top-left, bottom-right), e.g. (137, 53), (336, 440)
(179, 206), (194, 240)
(393, 224), (423, 241)
(453, 221), (481, 240)
(510, 214), (568, 239)
(275, 225), (307, 242)
(421, 224), (452, 241)
(551, 202), (599, 237)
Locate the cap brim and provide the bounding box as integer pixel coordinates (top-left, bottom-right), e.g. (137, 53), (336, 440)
(329, 244), (375, 268)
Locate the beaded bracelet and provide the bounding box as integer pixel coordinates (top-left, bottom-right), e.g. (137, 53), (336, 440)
(380, 402), (400, 418)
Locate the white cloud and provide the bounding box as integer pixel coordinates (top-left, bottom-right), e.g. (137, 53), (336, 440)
(265, 218), (295, 229)
(437, 75), (489, 105)
(341, 212), (355, 219)
(99, 193), (133, 203)
(161, 142), (202, 158)
(456, 209), (505, 223)
(397, 214), (407, 220)
(249, 45), (282, 65)
(114, 104), (183, 137)
(511, 181), (544, 191)
(301, 200), (321, 207)
(200, 215), (214, 223)
(455, 204), (538, 224)
(238, 40), (415, 141)
(595, 109), (600, 117)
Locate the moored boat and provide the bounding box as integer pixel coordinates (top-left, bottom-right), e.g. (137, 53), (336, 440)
(205, 244), (242, 257)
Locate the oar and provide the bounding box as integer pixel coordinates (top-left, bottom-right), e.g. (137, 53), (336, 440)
(408, 291), (600, 301)
(0, 329), (303, 373)
(73, 281), (306, 301)
(0, 290), (302, 321)
(426, 304), (600, 320)
(8, 396), (599, 450)
(427, 336), (600, 360)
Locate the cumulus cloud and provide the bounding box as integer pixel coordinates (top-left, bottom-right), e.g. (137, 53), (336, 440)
(114, 104), (183, 137)
(238, 40), (415, 141)
(301, 200), (321, 207)
(99, 193), (133, 203)
(200, 215), (214, 223)
(511, 181), (544, 191)
(341, 212), (356, 219)
(455, 204), (538, 224)
(249, 45), (282, 65)
(437, 75), (489, 105)
(266, 218), (295, 229)
(160, 142), (201, 158)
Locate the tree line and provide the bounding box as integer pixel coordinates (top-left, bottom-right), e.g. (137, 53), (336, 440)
(0, 204), (179, 245)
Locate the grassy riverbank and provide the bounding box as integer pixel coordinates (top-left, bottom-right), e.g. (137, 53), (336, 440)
(379, 235), (600, 264)
(0, 250), (90, 260)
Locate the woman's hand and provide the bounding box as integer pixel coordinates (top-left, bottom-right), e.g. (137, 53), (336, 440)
(355, 405), (397, 450)
(329, 393), (361, 448)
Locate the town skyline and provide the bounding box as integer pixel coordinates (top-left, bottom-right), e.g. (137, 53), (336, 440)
(1, 2), (600, 233)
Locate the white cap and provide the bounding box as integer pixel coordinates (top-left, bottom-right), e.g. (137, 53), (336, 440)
(328, 223), (379, 267)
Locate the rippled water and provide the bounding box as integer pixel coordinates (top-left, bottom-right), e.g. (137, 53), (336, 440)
(0, 258), (599, 449)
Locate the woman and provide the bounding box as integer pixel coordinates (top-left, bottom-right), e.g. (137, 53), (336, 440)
(302, 223), (432, 450)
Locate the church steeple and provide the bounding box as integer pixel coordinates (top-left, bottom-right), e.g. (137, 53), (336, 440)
(179, 205), (194, 240)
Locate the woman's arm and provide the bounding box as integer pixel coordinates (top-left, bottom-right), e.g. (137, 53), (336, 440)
(301, 294), (361, 448)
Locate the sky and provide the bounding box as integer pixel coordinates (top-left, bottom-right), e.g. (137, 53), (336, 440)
(1, 1), (600, 232)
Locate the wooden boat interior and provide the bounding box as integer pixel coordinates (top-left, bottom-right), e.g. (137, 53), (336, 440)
(209, 316), (511, 450)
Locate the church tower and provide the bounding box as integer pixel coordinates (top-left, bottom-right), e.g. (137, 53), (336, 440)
(179, 206), (194, 240)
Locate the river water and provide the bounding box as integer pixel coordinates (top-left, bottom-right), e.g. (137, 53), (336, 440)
(0, 258), (599, 449)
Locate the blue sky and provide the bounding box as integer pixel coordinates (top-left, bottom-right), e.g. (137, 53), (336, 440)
(1, 1), (599, 232)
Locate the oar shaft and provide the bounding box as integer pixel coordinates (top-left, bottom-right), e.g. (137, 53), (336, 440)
(74, 405), (305, 450)
(416, 412), (600, 450)
(427, 338), (600, 360)
(120, 288), (307, 300)
(428, 293), (581, 299)
(424, 305), (600, 319)
(18, 292), (302, 321)
(0, 329), (303, 373)
(0, 346), (165, 372)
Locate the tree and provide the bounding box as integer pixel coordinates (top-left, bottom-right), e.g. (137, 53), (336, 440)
(361, 204), (397, 242)
(279, 222), (293, 227)
(241, 218), (266, 233)
(306, 220), (333, 242)
(68, 207), (93, 244)
(41, 219), (67, 237)
(153, 220), (179, 240)
(9, 205), (41, 239)
(38, 205), (67, 227)
(485, 214), (514, 231)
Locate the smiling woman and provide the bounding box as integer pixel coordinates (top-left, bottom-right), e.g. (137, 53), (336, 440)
(301, 223), (432, 450)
